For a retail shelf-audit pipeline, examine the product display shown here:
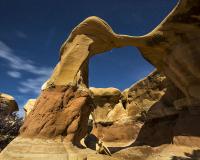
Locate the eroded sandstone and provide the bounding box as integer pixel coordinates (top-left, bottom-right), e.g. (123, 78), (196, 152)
(23, 99), (36, 118)
(20, 85), (93, 146)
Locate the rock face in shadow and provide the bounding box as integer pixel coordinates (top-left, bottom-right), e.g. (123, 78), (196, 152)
(173, 110), (200, 148)
(134, 115), (178, 147)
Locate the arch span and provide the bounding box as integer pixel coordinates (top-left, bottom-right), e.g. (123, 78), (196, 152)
(16, 0), (200, 150)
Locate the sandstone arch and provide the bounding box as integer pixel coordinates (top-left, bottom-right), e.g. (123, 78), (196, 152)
(16, 0), (200, 146)
(1, 0), (200, 159)
(45, 16), (147, 87)
(44, 0), (200, 107)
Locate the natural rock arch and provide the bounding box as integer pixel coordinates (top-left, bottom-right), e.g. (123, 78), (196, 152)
(1, 0), (200, 159)
(43, 0), (200, 106)
(20, 0), (200, 144)
(44, 16), (147, 87)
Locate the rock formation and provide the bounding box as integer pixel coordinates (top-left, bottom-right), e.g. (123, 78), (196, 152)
(20, 85), (93, 147)
(90, 87), (124, 124)
(1, 0), (200, 159)
(23, 99), (36, 118)
(0, 93), (22, 152)
(0, 93), (18, 115)
(90, 87), (135, 144)
(90, 70), (180, 147)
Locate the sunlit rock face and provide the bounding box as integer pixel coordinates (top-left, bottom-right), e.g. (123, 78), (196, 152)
(90, 70), (180, 146)
(20, 85), (93, 146)
(1, 0), (200, 159)
(23, 99), (36, 118)
(90, 87), (137, 144)
(123, 71), (175, 121)
(90, 87), (124, 124)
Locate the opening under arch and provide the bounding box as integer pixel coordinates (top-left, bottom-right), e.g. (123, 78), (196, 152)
(89, 46), (154, 91)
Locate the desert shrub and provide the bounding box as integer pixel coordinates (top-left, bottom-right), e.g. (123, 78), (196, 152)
(0, 112), (23, 151)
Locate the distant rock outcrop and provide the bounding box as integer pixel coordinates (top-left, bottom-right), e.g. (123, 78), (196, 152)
(0, 93), (22, 152)
(0, 93), (18, 115)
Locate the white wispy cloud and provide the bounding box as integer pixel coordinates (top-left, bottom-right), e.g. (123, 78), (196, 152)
(7, 71), (21, 78)
(0, 41), (53, 94)
(18, 76), (49, 94)
(0, 41), (52, 76)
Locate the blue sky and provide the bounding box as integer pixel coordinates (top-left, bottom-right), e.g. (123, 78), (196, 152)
(0, 0), (178, 116)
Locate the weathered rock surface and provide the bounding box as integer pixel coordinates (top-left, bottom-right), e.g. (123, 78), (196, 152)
(0, 137), (117, 160)
(1, 137), (200, 160)
(113, 144), (200, 160)
(20, 85), (93, 146)
(123, 70), (179, 121)
(139, 0), (200, 109)
(23, 99), (36, 117)
(90, 71), (179, 145)
(90, 86), (139, 144)
(1, 137), (199, 160)
(90, 87), (124, 123)
(43, 0), (200, 111)
(0, 93), (18, 115)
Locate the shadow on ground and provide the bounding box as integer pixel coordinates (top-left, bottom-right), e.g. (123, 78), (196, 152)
(171, 150), (200, 160)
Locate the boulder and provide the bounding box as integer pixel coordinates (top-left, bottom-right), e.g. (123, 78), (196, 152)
(0, 93), (18, 115)
(90, 87), (121, 98)
(90, 87), (124, 123)
(23, 99), (36, 117)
